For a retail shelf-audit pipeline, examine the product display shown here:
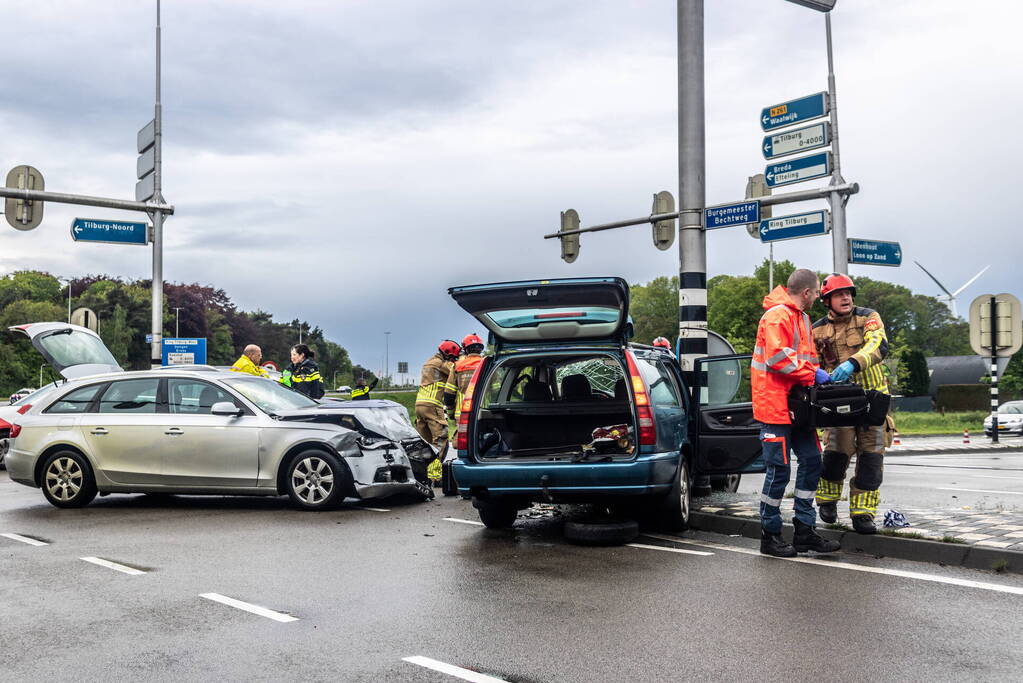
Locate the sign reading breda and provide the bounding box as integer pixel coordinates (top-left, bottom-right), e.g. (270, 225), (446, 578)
(765, 151), (832, 188)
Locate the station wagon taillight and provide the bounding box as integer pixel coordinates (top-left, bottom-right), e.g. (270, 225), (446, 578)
(455, 362), (485, 452)
(625, 351), (657, 446)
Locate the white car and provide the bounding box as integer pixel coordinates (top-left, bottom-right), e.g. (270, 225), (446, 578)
(3, 322), (437, 508)
(984, 401), (1023, 437)
(8, 387), (36, 405)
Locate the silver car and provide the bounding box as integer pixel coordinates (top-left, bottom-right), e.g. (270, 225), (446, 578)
(4, 322), (436, 510)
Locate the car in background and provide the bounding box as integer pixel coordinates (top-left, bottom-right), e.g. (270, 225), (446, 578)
(336, 385), (352, 393)
(984, 401), (1023, 437)
(8, 388), (36, 405)
(3, 322), (434, 509)
(447, 277), (763, 529)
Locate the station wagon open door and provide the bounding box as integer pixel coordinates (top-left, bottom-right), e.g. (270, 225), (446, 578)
(693, 354), (764, 474)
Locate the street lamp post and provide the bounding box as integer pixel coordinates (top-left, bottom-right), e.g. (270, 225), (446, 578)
(333, 370), (340, 392)
(384, 331), (391, 389)
(173, 306), (183, 337)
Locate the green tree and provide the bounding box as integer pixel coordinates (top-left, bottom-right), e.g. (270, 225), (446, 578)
(896, 349), (930, 396)
(630, 276), (678, 344)
(99, 304), (132, 366)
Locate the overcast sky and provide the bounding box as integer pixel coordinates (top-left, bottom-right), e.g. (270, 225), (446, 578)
(1, 1), (1020, 376)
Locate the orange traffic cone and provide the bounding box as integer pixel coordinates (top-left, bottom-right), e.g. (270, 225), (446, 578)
(892, 430), (901, 446)
(963, 429), (970, 444)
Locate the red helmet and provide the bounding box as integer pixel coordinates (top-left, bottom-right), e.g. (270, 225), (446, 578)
(821, 273), (856, 299)
(438, 340), (461, 359)
(462, 333), (483, 348)
(652, 336), (671, 349)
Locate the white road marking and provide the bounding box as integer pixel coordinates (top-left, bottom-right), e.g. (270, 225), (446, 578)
(627, 542), (713, 556)
(80, 557), (146, 575)
(0, 533), (48, 546)
(936, 487), (1023, 496)
(199, 593), (298, 623)
(444, 517), (485, 526)
(403, 656), (507, 682)
(642, 533), (1023, 596)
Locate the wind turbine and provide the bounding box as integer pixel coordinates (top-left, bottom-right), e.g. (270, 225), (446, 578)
(914, 261), (989, 318)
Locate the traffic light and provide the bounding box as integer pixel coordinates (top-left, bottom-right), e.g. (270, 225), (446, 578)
(5, 165), (45, 231)
(560, 209), (580, 263)
(651, 191), (675, 251)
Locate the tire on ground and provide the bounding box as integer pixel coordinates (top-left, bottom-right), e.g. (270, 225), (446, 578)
(473, 497), (518, 529)
(285, 449), (351, 511)
(710, 473), (742, 493)
(40, 449), (98, 509)
(564, 519), (639, 546)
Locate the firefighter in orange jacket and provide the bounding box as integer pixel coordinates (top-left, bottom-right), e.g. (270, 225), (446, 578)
(452, 334), (485, 421)
(415, 340), (460, 449)
(751, 269), (840, 557)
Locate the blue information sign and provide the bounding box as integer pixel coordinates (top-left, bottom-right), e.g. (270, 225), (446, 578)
(848, 239), (902, 267)
(761, 92), (828, 132)
(71, 218), (149, 246)
(161, 338), (207, 366)
(759, 210), (831, 243)
(705, 200), (760, 230)
(765, 152), (831, 188)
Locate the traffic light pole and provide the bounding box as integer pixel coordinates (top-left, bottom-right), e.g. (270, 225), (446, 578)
(825, 11), (848, 274)
(990, 295), (999, 443)
(677, 0), (707, 374)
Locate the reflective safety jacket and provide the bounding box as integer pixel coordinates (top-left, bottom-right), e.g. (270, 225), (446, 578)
(415, 353), (456, 409)
(351, 377), (378, 400)
(752, 286), (820, 424)
(813, 306), (890, 394)
(231, 354), (268, 378)
(283, 358), (324, 399)
(453, 354), (484, 420)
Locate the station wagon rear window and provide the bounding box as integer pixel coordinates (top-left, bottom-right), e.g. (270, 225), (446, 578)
(485, 306), (620, 329)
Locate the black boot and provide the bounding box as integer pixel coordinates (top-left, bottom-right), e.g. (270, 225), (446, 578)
(793, 519), (841, 553)
(818, 501), (838, 524)
(760, 529), (797, 558)
(852, 515), (876, 535)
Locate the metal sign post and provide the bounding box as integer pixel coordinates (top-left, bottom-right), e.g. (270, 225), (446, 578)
(825, 11), (849, 273)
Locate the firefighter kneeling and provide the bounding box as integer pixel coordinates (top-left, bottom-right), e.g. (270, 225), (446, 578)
(812, 274), (892, 535)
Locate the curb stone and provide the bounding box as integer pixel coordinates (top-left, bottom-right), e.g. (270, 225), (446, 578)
(689, 511), (1023, 575)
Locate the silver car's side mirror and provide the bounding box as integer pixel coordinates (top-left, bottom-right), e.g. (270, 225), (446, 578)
(210, 401), (243, 417)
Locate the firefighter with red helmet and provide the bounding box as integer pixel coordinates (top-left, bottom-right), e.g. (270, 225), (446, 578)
(652, 336), (672, 351)
(812, 273), (892, 535)
(414, 340), (460, 449)
(453, 334), (486, 420)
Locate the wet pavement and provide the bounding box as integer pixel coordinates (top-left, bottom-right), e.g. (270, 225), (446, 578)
(2, 470), (1022, 681)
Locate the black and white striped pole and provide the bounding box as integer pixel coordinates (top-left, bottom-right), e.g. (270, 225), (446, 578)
(969, 293), (1022, 444)
(990, 295), (1000, 443)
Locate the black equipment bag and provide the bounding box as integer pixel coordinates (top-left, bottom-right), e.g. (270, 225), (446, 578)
(789, 384), (889, 429)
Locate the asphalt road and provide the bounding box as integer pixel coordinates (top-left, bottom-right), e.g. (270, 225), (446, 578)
(2, 471), (1022, 681)
(740, 450), (1023, 513)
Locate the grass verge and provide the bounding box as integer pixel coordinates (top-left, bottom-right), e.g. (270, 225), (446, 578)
(893, 411), (986, 436)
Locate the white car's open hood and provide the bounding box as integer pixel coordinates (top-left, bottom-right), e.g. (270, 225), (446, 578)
(9, 322), (123, 379)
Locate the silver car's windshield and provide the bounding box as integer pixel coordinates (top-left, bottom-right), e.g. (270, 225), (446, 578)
(222, 377), (318, 413)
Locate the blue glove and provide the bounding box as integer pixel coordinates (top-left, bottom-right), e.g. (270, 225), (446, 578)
(814, 368), (832, 385)
(830, 360), (856, 383)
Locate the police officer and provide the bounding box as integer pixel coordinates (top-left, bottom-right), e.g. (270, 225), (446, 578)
(752, 269), (841, 557)
(414, 340), (460, 449)
(812, 274), (891, 535)
(351, 376), (378, 400)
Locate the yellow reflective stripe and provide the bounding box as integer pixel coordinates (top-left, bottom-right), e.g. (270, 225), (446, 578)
(849, 490), (880, 516)
(351, 387), (368, 397)
(815, 478), (843, 502)
(416, 397), (445, 407)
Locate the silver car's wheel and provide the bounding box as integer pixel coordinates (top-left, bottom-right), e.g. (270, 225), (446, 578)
(40, 450), (97, 509)
(286, 450), (347, 510)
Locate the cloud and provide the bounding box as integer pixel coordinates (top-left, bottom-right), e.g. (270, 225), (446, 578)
(2, 0), (1022, 371)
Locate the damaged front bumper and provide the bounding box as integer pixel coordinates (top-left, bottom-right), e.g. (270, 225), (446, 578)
(343, 436), (435, 500)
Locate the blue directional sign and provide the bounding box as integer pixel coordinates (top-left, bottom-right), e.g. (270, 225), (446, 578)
(761, 92), (829, 131)
(759, 210), (831, 243)
(848, 239), (902, 267)
(762, 122), (830, 160)
(705, 200), (760, 230)
(71, 218), (149, 246)
(765, 152), (831, 188)
(161, 338), (207, 366)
